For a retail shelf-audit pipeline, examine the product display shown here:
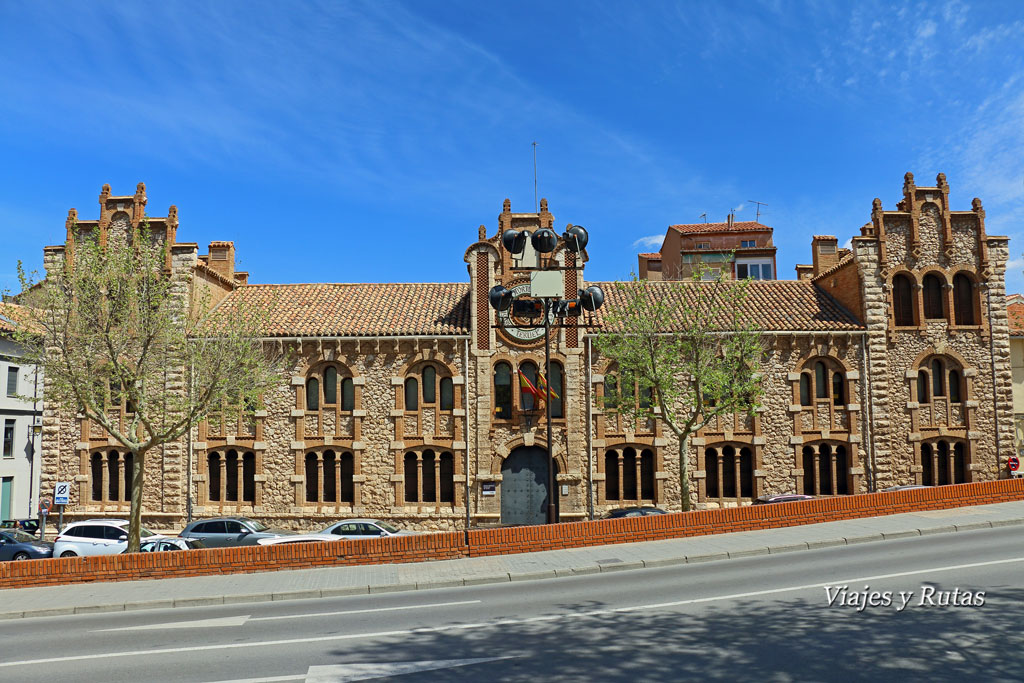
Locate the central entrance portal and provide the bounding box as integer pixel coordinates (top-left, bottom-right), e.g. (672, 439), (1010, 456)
(501, 446), (558, 525)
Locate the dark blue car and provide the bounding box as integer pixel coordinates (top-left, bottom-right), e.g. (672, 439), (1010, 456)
(0, 530), (53, 561)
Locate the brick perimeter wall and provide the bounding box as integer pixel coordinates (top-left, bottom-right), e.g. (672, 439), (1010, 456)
(3, 479), (1021, 590)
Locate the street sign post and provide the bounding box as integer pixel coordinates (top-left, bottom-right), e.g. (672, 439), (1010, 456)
(54, 482), (70, 532)
(54, 482), (70, 505)
(1009, 456), (1020, 474)
(38, 497), (52, 540)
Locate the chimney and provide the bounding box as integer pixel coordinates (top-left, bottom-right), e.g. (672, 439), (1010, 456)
(727, 213), (734, 229)
(207, 241), (235, 282)
(811, 235), (839, 277)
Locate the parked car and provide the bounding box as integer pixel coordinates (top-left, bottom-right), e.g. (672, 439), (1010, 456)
(0, 519), (40, 536)
(754, 494), (816, 505)
(600, 506), (669, 519)
(319, 519), (417, 539)
(256, 533), (340, 546)
(0, 530), (53, 561)
(178, 517), (295, 547)
(881, 485), (929, 492)
(54, 520), (165, 557)
(138, 538), (206, 552)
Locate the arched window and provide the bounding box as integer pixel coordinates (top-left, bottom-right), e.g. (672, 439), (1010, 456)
(922, 273), (945, 320)
(800, 373), (811, 406)
(704, 444), (755, 503)
(814, 362), (827, 399)
(404, 377), (418, 411)
(440, 377), (454, 411)
(604, 372), (619, 410)
(802, 442), (851, 496)
(605, 446), (657, 503)
(892, 273), (915, 326)
(422, 366), (436, 404)
(494, 362), (512, 418)
(549, 362), (565, 418)
(953, 274), (975, 325)
(208, 450), (256, 504)
(91, 453), (103, 501)
(605, 451), (620, 501)
(305, 452), (319, 502)
(207, 453), (221, 502)
(520, 361), (538, 411)
(917, 370), (929, 403)
(931, 359), (944, 397)
(341, 377), (354, 411)
(87, 449), (133, 504)
(421, 450), (437, 502)
(832, 372), (845, 405)
(323, 366), (337, 404)
(306, 377), (319, 411)
(225, 450), (238, 501)
(404, 452), (418, 502)
(949, 371), (961, 403)
(403, 449), (455, 503)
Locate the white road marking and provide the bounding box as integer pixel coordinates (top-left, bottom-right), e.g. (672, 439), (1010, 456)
(93, 600), (480, 632)
(206, 657), (515, 683)
(8, 556), (1022, 669)
(98, 615), (251, 632)
(249, 599), (481, 622)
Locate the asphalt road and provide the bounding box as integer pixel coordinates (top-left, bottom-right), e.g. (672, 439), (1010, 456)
(2, 526), (1023, 682)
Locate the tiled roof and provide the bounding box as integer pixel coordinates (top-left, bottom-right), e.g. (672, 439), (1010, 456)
(0, 302), (28, 335)
(592, 280), (863, 332)
(215, 283), (471, 337)
(669, 221), (772, 235)
(639, 253), (661, 258)
(1008, 295), (1024, 335)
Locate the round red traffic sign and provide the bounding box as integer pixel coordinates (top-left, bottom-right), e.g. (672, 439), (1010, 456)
(1009, 456), (1021, 472)
(39, 497), (52, 514)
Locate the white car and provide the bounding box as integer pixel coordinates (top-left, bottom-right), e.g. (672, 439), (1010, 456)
(256, 533), (340, 546)
(53, 519), (165, 557)
(319, 519), (417, 539)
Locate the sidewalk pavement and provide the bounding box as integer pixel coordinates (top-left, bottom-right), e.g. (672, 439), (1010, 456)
(3, 500), (1023, 621)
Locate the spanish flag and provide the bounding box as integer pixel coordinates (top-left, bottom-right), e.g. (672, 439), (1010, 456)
(519, 371), (543, 402)
(537, 371), (559, 400)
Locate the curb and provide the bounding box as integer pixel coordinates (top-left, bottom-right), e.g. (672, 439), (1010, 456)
(2, 517), (1022, 621)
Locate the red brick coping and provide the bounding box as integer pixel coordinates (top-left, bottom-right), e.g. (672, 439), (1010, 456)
(3, 479), (1021, 590)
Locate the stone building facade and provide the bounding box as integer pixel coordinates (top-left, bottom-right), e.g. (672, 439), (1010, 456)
(38, 174), (1017, 531)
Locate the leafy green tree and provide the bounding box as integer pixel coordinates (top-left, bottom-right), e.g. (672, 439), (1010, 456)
(14, 223), (280, 551)
(596, 265), (764, 511)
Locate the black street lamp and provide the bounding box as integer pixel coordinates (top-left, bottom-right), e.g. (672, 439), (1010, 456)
(489, 225), (604, 524)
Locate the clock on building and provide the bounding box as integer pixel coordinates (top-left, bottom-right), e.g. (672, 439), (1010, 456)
(496, 281), (554, 344)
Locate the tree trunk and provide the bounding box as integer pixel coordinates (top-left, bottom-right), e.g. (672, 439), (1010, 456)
(679, 433), (691, 512)
(128, 449), (145, 552)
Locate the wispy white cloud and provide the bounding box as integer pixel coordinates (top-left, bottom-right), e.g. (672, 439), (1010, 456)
(632, 234), (664, 250)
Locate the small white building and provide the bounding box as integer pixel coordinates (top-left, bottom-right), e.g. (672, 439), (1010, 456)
(0, 303), (42, 521)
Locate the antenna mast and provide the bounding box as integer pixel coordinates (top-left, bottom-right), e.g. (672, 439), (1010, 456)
(532, 141), (539, 213)
(748, 200), (767, 223)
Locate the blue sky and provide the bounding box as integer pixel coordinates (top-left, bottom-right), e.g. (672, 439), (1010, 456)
(2, 1), (1023, 294)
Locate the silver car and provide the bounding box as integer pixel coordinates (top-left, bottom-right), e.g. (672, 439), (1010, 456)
(319, 519), (417, 539)
(178, 517), (295, 547)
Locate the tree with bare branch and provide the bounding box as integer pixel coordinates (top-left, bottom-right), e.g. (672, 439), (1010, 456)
(14, 222), (280, 551)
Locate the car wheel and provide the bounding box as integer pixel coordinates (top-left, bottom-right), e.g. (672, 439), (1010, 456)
(60, 551), (77, 558)
(13, 552), (30, 561)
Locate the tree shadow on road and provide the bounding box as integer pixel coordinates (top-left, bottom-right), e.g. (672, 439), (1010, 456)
(322, 584), (1024, 682)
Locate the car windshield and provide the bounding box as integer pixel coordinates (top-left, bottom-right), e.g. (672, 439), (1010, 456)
(243, 519), (270, 532)
(7, 530), (35, 543)
(140, 527), (157, 538)
(375, 521), (401, 534)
